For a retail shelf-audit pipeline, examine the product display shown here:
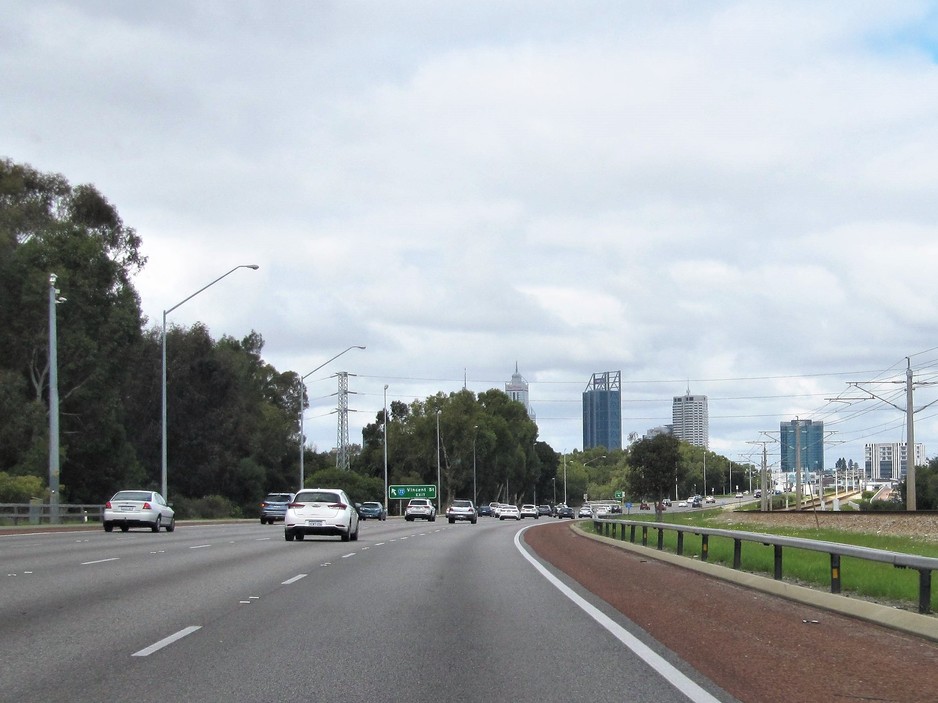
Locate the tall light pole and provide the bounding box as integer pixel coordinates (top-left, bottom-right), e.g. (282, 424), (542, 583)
(472, 425), (478, 506)
(580, 455), (606, 503)
(297, 345), (365, 490)
(48, 274), (65, 523)
(562, 450), (567, 505)
(436, 410), (442, 512)
(161, 264), (258, 500)
(383, 384), (389, 512)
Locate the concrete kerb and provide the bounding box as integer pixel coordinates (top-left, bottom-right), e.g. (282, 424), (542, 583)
(571, 522), (938, 643)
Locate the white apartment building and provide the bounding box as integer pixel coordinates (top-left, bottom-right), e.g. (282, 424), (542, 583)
(864, 442), (926, 481)
(672, 390), (709, 448)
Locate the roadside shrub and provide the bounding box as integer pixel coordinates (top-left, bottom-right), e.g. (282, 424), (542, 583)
(172, 494), (242, 519)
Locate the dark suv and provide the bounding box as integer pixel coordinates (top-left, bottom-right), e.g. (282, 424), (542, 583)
(260, 492), (294, 524)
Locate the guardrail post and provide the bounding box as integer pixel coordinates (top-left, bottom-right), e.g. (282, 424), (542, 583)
(733, 539), (742, 569)
(677, 531), (684, 555)
(641, 525), (648, 547)
(919, 570), (932, 614)
(657, 527), (664, 550)
(830, 554), (841, 594)
(629, 524), (636, 543)
(774, 545), (783, 580)
(701, 534), (709, 562)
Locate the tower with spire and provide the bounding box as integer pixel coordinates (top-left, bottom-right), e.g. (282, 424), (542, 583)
(505, 362), (536, 421)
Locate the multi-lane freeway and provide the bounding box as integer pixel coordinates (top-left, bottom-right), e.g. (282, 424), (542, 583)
(1, 518), (733, 702)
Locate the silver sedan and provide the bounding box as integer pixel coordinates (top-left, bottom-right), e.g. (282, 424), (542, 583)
(103, 490), (175, 533)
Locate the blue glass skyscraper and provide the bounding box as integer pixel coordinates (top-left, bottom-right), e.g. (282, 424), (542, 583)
(582, 371), (621, 450)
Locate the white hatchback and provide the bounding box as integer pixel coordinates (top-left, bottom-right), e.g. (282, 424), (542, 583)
(519, 504), (539, 519)
(284, 488), (360, 542)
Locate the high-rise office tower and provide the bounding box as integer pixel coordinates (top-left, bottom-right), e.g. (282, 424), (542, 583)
(582, 371), (621, 450)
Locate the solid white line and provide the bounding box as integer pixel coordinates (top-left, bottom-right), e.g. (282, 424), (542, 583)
(132, 626), (202, 657)
(514, 527), (722, 703)
(282, 574), (307, 584)
(81, 557), (119, 565)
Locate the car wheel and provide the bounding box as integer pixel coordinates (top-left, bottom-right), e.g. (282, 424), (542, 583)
(165, 517), (175, 532)
(284, 530), (294, 541)
(341, 529), (350, 542)
(120, 524), (129, 532)
(430, 515), (436, 522)
(296, 532), (305, 541)
(351, 522), (359, 541)
(405, 516), (413, 522)
(103, 522), (113, 532)
(448, 518), (455, 524)
(260, 518), (266, 525)
(151, 515), (161, 533)
(471, 518), (477, 524)
(499, 516), (504, 521)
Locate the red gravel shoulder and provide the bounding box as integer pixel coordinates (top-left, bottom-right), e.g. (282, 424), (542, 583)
(525, 520), (938, 703)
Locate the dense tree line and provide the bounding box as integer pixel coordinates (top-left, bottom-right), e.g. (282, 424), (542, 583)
(0, 157), (749, 515)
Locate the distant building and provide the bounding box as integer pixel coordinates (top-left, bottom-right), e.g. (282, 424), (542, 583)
(864, 442), (925, 481)
(672, 390), (709, 448)
(582, 371), (621, 450)
(505, 362), (536, 421)
(645, 424), (673, 440)
(780, 419), (825, 474)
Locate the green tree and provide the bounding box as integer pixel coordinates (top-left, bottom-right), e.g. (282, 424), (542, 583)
(627, 434), (684, 518)
(0, 158), (146, 501)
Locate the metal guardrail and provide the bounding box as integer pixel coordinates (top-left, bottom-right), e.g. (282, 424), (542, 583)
(594, 517), (938, 614)
(0, 503), (104, 526)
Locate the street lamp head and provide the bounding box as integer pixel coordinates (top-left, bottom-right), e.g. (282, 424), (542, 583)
(245, 264), (260, 270)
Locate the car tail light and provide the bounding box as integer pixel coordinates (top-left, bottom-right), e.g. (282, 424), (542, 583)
(142, 502), (151, 509)
(288, 502), (303, 508)
(328, 502), (348, 510)
(105, 501), (112, 509)
(260, 502), (268, 508)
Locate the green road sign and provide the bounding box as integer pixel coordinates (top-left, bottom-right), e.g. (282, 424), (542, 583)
(614, 491), (625, 499)
(388, 484), (437, 500)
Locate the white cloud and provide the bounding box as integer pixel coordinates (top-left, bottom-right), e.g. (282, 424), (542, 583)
(4, 0), (938, 463)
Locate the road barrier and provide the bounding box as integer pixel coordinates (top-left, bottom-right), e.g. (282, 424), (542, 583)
(594, 517), (938, 614)
(0, 502), (103, 526)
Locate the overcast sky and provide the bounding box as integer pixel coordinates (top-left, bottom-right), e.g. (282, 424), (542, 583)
(5, 1), (938, 471)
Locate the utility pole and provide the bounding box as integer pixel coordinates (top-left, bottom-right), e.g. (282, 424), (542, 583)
(906, 359), (916, 510)
(847, 360), (938, 511)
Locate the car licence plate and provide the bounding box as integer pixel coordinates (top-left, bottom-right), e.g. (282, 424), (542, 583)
(120, 505), (134, 511)
(306, 520), (323, 526)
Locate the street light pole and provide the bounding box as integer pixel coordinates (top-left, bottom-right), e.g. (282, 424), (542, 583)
(472, 425), (478, 507)
(562, 451), (567, 505)
(161, 264), (258, 500)
(48, 274), (65, 524)
(384, 384), (389, 513)
(297, 345), (366, 491)
(436, 410), (442, 513)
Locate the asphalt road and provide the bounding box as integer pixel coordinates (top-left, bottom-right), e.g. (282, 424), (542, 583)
(0, 518), (736, 703)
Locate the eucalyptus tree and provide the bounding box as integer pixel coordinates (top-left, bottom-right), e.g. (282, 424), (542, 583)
(0, 158), (146, 501)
